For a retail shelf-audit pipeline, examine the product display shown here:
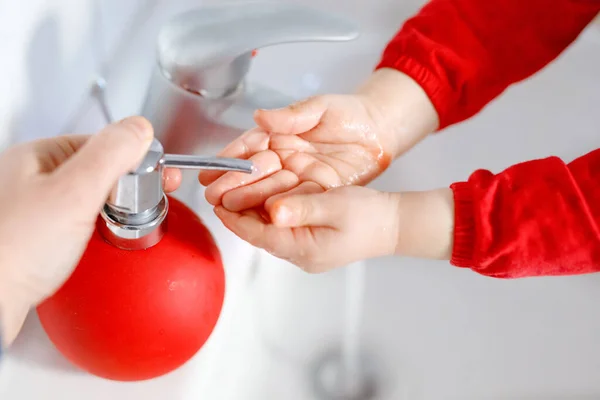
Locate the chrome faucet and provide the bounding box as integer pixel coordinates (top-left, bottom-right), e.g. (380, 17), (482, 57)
(140, 2), (360, 157)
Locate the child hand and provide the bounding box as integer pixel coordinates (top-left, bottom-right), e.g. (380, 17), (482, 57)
(198, 69), (439, 214)
(198, 93), (394, 212)
(213, 184), (401, 272)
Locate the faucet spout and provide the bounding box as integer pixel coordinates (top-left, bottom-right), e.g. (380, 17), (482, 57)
(141, 2), (360, 157)
(156, 3), (359, 98)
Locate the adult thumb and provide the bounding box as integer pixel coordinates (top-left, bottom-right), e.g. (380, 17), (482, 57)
(253, 96), (329, 135)
(53, 116), (154, 214)
(270, 191), (340, 228)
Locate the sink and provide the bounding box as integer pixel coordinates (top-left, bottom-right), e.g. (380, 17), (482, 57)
(1, 0), (600, 399)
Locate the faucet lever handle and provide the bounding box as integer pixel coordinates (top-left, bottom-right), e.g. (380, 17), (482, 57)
(157, 2), (360, 97)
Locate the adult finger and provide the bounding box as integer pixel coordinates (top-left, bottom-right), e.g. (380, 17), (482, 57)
(32, 135), (91, 173)
(7, 135), (90, 177)
(163, 168), (182, 193)
(51, 116), (153, 214)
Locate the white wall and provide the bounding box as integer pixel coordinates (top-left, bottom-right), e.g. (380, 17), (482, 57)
(0, 0), (148, 150)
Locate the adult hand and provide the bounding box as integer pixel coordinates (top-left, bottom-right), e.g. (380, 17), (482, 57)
(0, 116), (180, 348)
(198, 68), (439, 212)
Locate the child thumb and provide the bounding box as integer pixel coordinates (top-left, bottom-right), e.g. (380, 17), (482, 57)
(253, 96), (329, 135)
(53, 116), (154, 215)
(270, 191), (340, 228)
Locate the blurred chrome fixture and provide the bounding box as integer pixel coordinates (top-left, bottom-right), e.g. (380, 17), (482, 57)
(141, 2), (360, 156)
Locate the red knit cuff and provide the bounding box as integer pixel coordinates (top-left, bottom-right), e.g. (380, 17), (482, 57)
(449, 181), (477, 268)
(375, 54), (454, 131)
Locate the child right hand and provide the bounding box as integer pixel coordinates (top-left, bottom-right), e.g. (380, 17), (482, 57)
(213, 184), (402, 272)
(199, 93), (393, 212)
(198, 69), (439, 213)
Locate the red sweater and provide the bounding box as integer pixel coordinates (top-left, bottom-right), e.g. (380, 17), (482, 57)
(377, 0), (600, 278)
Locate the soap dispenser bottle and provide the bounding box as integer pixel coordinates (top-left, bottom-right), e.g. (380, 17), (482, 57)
(36, 139), (253, 382)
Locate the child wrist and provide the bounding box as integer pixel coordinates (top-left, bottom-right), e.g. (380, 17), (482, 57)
(357, 68), (440, 159)
(393, 188), (455, 260)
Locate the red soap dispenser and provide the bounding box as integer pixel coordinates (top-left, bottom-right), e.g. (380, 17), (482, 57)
(36, 139), (253, 382)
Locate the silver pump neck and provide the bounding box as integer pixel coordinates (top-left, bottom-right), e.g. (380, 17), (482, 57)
(108, 139), (165, 216)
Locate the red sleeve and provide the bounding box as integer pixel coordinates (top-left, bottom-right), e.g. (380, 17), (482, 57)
(377, 0), (600, 129)
(450, 149), (600, 278)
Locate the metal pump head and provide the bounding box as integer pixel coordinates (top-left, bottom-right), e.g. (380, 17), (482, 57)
(88, 64), (254, 251)
(108, 139), (165, 215)
(98, 138), (253, 250)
